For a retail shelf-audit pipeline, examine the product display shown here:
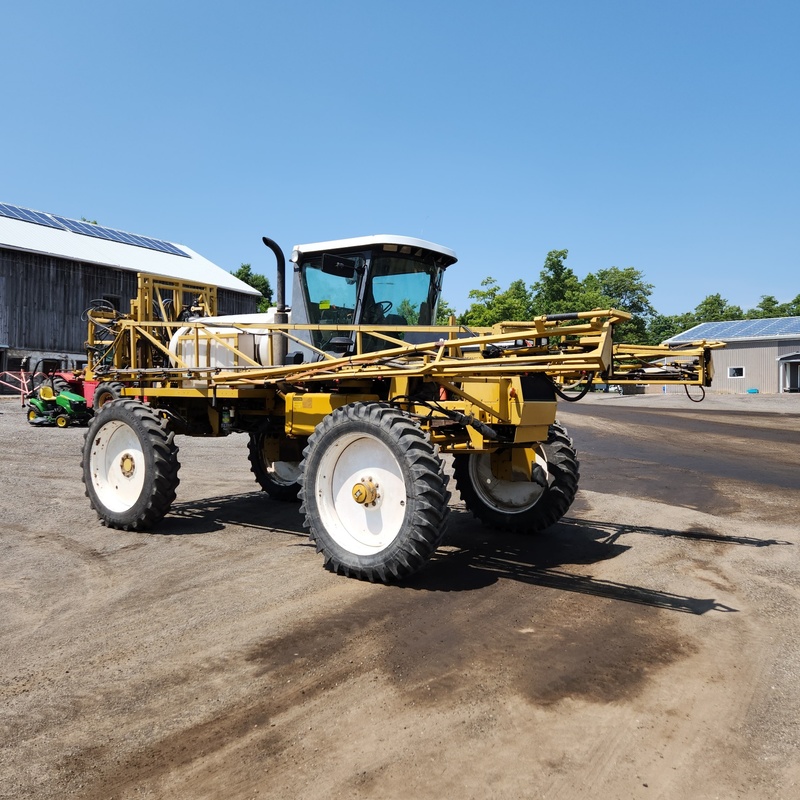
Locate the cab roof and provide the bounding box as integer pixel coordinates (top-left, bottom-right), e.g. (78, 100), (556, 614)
(291, 234), (457, 266)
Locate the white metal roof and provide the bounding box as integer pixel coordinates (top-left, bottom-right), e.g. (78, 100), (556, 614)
(291, 234), (457, 264)
(0, 213), (261, 296)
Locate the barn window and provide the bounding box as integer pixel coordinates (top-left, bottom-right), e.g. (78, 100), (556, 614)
(728, 366), (745, 378)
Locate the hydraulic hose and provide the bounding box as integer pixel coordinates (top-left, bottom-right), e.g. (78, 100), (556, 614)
(552, 372), (596, 402)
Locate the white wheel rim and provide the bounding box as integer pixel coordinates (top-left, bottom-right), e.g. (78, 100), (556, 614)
(269, 460), (301, 486)
(88, 420), (146, 513)
(314, 431), (407, 556)
(468, 451), (548, 514)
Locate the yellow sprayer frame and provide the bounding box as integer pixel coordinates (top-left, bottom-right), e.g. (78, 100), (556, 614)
(85, 273), (721, 444)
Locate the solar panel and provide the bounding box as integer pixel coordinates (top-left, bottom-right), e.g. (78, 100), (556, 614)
(51, 215), (188, 257)
(0, 202), (64, 230)
(0, 202), (189, 258)
(670, 318), (800, 342)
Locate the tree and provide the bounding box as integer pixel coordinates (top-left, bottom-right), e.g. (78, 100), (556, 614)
(232, 263), (273, 312)
(460, 277), (533, 326)
(745, 293), (800, 318)
(397, 298), (420, 325)
(435, 297), (457, 325)
(693, 294), (744, 323)
(530, 250), (582, 316)
(582, 266), (656, 342)
(646, 313), (697, 344)
(747, 295), (782, 318)
(785, 294), (800, 316)
(460, 277), (501, 326)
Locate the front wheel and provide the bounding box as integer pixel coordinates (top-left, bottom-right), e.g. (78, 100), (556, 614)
(453, 421), (579, 533)
(82, 399), (180, 531)
(299, 403), (450, 582)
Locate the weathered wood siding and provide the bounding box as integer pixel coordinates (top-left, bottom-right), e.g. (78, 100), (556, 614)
(0, 247), (258, 355)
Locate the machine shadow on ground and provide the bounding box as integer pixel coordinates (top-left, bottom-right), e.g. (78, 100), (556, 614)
(155, 491), (308, 537)
(402, 511), (743, 614)
(148, 492), (786, 614)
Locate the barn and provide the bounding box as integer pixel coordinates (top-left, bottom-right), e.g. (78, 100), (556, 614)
(666, 318), (800, 394)
(0, 202), (261, 385)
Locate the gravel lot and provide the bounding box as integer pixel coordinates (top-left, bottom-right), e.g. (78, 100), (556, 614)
(1, 391), (798, 799)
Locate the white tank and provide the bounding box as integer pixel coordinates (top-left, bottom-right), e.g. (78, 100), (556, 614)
(168, 309), (287, 370)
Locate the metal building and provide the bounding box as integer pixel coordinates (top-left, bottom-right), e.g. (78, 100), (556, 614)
(0, 202), (261, 381)
(666, 318), (800, 394)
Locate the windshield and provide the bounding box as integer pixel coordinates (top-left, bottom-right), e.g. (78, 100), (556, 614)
(298, 249), (444, 355)
(364, 255), (439, 326)
(301, 257), (360, 350)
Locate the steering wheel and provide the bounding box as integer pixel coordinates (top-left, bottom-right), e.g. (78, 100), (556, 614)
(365, 300), (393, 323)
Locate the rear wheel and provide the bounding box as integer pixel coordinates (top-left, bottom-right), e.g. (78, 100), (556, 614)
(453, 421), (579, 533)
(247, 428), (301, 501)
(26, 408), (39, 424)
(51, 376), (70, 394)
(82, 399), (180, 530)
(299, 402), (449, 582)
(93, 381), (126, 408)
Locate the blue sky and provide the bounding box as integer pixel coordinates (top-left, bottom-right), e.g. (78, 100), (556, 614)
(2, 1), (798, 316)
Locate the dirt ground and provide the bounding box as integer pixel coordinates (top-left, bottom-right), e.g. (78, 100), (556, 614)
(1, 391), (799, 799)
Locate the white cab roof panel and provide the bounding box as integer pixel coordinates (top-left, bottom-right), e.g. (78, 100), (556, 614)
(291, 234), (457, 264)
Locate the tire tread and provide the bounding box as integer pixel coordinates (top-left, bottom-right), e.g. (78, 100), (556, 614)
(82, 399), (180, 531)
(299, 402), (449, 582)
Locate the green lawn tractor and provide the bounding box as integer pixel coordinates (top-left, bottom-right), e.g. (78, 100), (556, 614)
(25, 383), (93, 428)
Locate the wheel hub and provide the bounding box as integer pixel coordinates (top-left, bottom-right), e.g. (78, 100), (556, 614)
(351, 476), (379, 507)
(120, 453), (136, 478)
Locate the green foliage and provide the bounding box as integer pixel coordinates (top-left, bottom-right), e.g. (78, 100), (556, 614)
(397, 298), (420, 325)
(458, 251), (657, 343)
(746, 294), (800, 318)
(454, 245), (799, 346)
(460, 277), (533, 326)
(436, 249), (799, 344)
(232, 263), (273, 312)
(530, 250), (583, 316)
(435, 297), (457, 325)
(747, 295), (782, 318)
(642, 292), (799, 344)
(581, 266), (656, 343)
(692, 293), (744, 323)
(646, 313), (697, 344)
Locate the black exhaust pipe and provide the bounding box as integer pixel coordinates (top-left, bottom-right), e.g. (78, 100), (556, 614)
(261, 236), (286, 313)
(262, 236), (288, 365)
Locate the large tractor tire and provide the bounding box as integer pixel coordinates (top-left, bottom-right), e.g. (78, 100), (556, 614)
(453, 421), (579, 533)
(51, 376), (70, 395)
(299, 402), (450, 582)
(247, 428), (301, 501)
(82, 399), (180, 531)
(93, 381), (126, 409)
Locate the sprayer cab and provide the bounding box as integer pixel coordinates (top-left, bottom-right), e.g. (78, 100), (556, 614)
(286, 235), (457, 356)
